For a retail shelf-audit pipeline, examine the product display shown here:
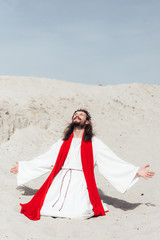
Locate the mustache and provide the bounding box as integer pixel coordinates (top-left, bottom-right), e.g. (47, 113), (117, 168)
(73, 116), (81, 120)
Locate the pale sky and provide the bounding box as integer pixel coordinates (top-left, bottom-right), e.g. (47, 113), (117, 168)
(0, 0), (160, 85)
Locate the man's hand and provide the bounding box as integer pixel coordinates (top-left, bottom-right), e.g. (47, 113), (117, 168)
(10, 162), (19, 175)
(137, 165), (155, 180)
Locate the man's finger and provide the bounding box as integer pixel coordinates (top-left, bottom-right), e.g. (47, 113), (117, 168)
(143, 176), (148, 180)
(146, 172), (154, 176)
(148, 172), (155, 175)
(10, 167), (15, 171)
(144, 165), (150, 168)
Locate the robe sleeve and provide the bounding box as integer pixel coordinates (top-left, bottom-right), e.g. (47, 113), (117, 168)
(93, 137), (140, 193)
(17, 139), (63, 186)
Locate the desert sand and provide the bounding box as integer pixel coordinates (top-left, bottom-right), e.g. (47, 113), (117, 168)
(0, 76), (159, 240)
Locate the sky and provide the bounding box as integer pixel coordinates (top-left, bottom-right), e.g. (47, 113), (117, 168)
(0, 0), (160, 86)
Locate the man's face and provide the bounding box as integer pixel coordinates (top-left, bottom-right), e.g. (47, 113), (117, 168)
(72, 111), (88, 128)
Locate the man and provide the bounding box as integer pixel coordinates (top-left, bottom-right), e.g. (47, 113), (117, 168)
(10, 109), (155, 220)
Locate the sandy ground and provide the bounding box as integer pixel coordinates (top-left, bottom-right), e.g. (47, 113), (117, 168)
(0, 76), (160, 240)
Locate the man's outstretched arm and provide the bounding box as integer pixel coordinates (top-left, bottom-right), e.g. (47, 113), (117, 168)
(10, 139), (63, 186)
(93, 137), (155, 193)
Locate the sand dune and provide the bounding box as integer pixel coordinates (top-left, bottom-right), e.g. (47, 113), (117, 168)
(0, 76), (159, 240)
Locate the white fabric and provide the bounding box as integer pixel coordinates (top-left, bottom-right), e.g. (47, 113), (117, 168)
(17, 137), (140, 219)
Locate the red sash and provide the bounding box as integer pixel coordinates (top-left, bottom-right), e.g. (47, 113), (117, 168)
(20, 132), (105, 220)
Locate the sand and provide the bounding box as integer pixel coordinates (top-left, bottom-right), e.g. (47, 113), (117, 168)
(0, 75), (159, 240)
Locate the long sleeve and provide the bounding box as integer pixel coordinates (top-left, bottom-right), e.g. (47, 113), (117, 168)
(17, 139), (63, 186)
(93, 137), (140, 193)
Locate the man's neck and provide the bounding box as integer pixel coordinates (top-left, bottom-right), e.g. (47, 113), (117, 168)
(73, 128), (84, 138)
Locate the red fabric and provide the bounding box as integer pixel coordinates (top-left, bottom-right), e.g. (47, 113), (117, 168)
(81, 138), (105, 216)
(20, 132), (105, 220)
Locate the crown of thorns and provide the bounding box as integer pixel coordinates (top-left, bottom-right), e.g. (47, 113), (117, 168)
(72, 109), (92, 120)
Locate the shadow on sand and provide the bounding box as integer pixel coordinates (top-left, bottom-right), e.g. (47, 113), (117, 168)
(17, 186), (38, 196)
(98, 188), (142, 211)
(16, 186), (156, 210)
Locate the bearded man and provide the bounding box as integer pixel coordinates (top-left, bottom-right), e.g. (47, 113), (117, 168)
(10, 109), (155, 220)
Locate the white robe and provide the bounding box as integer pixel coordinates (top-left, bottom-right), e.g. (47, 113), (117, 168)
(17, 137), (140, 219)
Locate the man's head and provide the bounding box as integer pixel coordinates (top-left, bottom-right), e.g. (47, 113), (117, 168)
(63, 109), (94, 141)
(71, 109), (91, 129)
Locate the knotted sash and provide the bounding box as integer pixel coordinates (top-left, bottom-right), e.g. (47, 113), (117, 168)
(20, 132), (105, 220)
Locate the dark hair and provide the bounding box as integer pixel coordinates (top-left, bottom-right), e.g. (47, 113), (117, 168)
(63, 109), (94, 141)
(72, 109), (92, 121)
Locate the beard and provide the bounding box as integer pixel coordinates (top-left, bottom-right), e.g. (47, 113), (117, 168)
(72, 119), (86, 129)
